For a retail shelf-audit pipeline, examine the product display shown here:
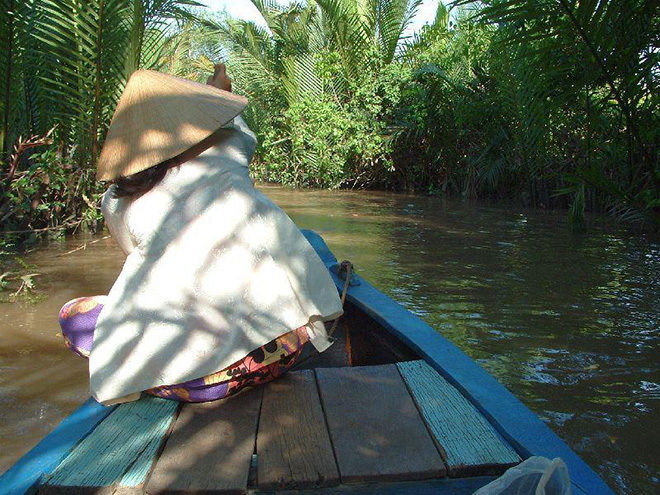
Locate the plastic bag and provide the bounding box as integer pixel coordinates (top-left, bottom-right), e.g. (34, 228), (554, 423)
(473, 456), (571, 495)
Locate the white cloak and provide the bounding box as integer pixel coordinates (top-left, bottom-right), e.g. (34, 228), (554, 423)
(91, 117), (343, 404)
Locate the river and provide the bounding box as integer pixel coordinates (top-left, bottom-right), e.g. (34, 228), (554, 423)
(1, 185), (658, 494)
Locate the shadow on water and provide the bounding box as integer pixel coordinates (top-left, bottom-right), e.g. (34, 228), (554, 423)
(0, 184), (658, 495)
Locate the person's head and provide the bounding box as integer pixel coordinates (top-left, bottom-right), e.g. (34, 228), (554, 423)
(96, 68), (246, 190)
(111, 124), (233, 198)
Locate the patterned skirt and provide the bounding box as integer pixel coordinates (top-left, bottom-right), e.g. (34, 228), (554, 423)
(58, 296), (308, 402)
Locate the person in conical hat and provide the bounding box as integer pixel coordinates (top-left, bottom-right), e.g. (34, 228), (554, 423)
(58, 64), (343, 405)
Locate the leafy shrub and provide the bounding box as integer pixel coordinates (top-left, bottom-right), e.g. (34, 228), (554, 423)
(1, 145), (104, 239)
(252, 92), (392, 189)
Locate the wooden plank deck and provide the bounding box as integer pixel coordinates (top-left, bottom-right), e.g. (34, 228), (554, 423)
(40, 396), (179, 494)
(146, 387), (262, 494)
(38, 361), (521, 494)
(316, 364), (446, 483)
(398, 360), (521, 476)
(298, 231), (617, 495)
(257, 370), (339, 490)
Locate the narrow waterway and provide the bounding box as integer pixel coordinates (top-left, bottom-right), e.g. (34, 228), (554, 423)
(1, 185), (658, 494)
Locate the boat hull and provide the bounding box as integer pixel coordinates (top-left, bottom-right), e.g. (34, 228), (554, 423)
(0, 230), (614, 495)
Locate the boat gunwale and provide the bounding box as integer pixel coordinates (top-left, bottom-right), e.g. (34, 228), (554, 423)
(0, 399), (116, 495)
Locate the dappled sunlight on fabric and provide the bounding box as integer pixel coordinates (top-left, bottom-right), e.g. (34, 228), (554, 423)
(89, 117), (342, 403)
(199, 243), (253, 292)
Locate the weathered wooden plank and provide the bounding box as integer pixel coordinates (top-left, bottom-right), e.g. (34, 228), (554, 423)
(40, 396), (179, 494)
(301, 229), (615, 495)
(398, 360), (521, 477)
(257, 370), (339, 490)
(254, 475), (497, 495)
(293, 323), (349, 370)
(315, 364), (446, 483)
(0, 399), (116, 495)
(145, 386), (262, 495)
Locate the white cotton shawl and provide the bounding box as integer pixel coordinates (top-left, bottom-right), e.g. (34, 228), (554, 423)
(91, 117), (343, 404)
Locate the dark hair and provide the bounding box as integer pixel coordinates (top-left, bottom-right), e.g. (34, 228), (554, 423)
(112, 127), (233, 198)
(112, 160), (174, 198)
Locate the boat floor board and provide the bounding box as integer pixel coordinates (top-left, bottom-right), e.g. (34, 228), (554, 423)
(302, 229), (615, 495)
(39, 396), (179, 494)
(250, 475), (498, 495)
(145, 386), (262, 495)
(37, 362), (524, 494)
(316, 364), (447, 483)
(397, 360), (521, 477)
(257, 370), (339, 490)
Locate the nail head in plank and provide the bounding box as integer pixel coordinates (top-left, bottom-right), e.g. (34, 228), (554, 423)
(398, 360), (521, 477)
(145, 386), (262, 495)
(257, 370), (339, 490)
(40, 396), (179, 494)
(316, 364), (446, 483)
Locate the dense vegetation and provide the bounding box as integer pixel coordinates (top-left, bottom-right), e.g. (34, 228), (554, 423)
(0, 0), (199, 243)
(0, 0), (658, 244)
(220, 0), (659, 226)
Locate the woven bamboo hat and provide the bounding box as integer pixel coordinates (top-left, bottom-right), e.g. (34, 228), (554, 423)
(96, 70), (248, 181)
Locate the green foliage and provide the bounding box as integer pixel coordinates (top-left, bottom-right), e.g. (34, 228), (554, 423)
(157, 9), (229, 81)
(0, 0), (199, 164)
(381, 0), (658, 226)
(2, 0), (659, 233)
(219, 0), (420, 188)
(0, 0), (199, 245)
(1, 144), (105, 236)
(446, 0), (660, 225)
(254, 93), (390, 187)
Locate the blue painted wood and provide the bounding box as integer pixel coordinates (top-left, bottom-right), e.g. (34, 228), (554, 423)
(41, 396), (179, 492)
(571, 482), (590, 495)
(117, 400), (179, 489)
(302, 229), (615, 495)
(397, 360), (520, 476)
(0, 398), (115, 495)
(1, 229), (614, 495)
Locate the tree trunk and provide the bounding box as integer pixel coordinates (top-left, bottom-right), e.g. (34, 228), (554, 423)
(90, 0), (105, 170)
(1, 0), (16, 159)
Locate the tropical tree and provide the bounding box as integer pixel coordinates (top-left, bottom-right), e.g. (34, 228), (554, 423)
(157, 10), (229, 81)
(218, 0), (423, 187)
(453, 0), (660, 224)
(0, 0), (199, 236)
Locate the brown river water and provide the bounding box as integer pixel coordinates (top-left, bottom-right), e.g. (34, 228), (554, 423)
(1, 185), (658, 494)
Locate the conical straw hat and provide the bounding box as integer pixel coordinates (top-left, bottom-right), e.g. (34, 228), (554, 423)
(96, 70), (248, 181)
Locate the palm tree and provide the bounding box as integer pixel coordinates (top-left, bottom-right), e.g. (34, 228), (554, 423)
(454, 0), (660, 223)
(0, 0), (199, 234)
(1, 0), (198, 167)
(221, 0), (422, 111)
(213, 0), (422, 187)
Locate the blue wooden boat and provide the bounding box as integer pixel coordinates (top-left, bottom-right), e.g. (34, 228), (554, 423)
(1, 230), (614, 495)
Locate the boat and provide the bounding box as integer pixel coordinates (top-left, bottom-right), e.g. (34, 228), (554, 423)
(0, 230), (614, 495)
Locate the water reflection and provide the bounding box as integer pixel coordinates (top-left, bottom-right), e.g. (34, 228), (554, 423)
(1, 185), (658, 494)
